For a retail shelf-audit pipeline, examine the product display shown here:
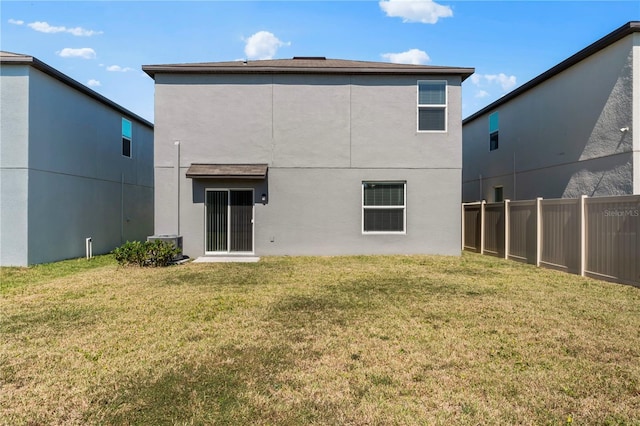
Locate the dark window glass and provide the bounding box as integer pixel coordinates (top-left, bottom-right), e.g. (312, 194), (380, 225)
(363, 183), (404, 206)
(364, 209), (404, 232)
(418, 81), (446, 105)
(490, 131), (499, 151)
(122, 138), (131, 157)
(418, 108), (446, 131)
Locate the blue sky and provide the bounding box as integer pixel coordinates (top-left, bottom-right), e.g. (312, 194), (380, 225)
(2, 1), (638, 123)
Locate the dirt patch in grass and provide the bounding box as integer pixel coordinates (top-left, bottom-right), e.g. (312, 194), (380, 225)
(1, 253), (639, 425)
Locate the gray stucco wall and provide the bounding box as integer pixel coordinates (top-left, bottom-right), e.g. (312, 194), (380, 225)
(463, 34), (638, 202)
(0, 65), (29, 266)
(0, 65), (154, 266)
(634, 33), (640, 194)
(154, 72), (463, 258)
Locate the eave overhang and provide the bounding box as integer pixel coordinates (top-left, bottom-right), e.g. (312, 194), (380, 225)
(185, 164), (269, 179)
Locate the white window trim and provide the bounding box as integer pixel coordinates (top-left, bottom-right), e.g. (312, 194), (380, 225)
(361, 181), (407, 235)
(417, 80), (447, 133)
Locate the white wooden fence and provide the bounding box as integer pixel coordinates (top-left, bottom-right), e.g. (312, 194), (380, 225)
(462, 195), (640, 286)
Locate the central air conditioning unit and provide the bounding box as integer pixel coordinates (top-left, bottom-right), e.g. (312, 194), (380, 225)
(147, 235), (183, 260)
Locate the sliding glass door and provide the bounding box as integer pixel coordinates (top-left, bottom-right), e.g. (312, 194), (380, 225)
(206, 189), (254, 253)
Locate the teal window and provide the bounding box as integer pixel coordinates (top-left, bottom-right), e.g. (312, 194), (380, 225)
(122, 118), (132, 158)
(418, 81), (446, 132)
(489, 112), (499, 151)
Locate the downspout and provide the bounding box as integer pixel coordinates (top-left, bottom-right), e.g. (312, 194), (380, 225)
(175, 141), (181, 235)
(121, 173), (124, 244)
(513, 152), (517, 200)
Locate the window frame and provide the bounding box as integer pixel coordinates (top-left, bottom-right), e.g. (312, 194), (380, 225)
(204, 188), (255, 254)
(489, 131), (499, 151)
(417, 80), (447, 133)
(494, 186), (504, 203)
(361, 181), (407, 235)
(122, 118), (132, 158)
(489, 112), (499, 151)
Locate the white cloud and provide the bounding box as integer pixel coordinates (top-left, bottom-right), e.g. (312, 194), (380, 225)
(8, 19), (24, 25)
(379, 0), (453, 24)
(470, 73), (517, 92)
(57, 48), (96, 59)
(106, 65), (134, 72)
(29, 21), (65, 33)
(27, 21), (102, 36)
(381, 48), (430, 65)
(87, 79), (101, 87)
(244, 31), (290, 60)
(67, 27), (102, 37)
(475, 90), (489, 98)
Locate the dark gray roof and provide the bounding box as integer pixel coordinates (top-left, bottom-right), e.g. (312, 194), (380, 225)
(186, 164), (269, 179)
(463, 21), (639, 124)
(143, 57), (474, 81)
(1, 51), (153, 128)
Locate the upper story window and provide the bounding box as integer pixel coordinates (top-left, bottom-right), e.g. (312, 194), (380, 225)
(489, 112), (499, 151)
(362, 181), (406, 234)
(122, 118), (132, 158)
(417, 80), (447, 132)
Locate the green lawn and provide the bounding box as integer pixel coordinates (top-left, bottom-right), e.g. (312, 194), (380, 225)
(1, 253), (639, 425)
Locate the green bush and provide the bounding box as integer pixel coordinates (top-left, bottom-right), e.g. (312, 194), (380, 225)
(113, 240), (180, 267)
(146, 240), (180, 267)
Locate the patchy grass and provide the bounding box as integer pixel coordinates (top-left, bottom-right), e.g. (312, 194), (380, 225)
(1, 253), (639, 425)
(1, 255), (114, 293)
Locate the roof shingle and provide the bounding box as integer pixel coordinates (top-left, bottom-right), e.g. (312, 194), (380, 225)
(143, 57), (474, 80)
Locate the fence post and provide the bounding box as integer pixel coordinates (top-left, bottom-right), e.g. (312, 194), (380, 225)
(536, 197), (543, 267)
(461, 203), (465, 252)
(504, 199), (510, 259)
(580, 195), (587, 277)
(480, 200), (486, 255)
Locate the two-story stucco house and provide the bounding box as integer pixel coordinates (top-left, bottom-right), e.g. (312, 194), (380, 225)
(1, 52), (154, 266)
(143, 57), (473, 259)
(462, 21), (640, 203)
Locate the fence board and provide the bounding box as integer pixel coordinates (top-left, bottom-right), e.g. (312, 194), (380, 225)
(585, 196), (640, 285)
(462, 195), (639, 286)
(484, 203), (504, 257)
(463, 205), (481, 252)
(508, 200), (537, 264)
(540, 199), (580, 273)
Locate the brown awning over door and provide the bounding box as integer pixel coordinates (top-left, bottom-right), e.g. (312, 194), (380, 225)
(185, 164), (268, 179)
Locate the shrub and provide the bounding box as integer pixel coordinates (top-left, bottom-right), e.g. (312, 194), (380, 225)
(113, 240), (180, 267)
(146, 240), (180, 267)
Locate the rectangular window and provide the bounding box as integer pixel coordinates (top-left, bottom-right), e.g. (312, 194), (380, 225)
(362, 182), (406, 233)
(489, 112), (499, 151)
(122, 118), (132, 158)
(122, 138), (131, 157)
(418, 81), (446, 132)
(494, 186), (504, 203)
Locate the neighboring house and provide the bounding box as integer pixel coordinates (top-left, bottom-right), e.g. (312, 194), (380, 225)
(0, 51), (154, 266)
(143, 57), (473, 258)
(462, 21), (640, 203)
